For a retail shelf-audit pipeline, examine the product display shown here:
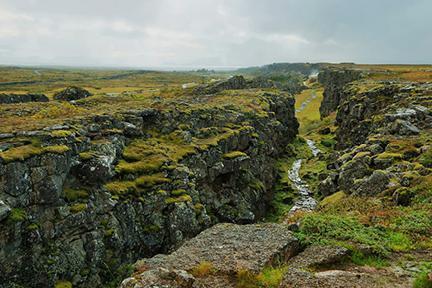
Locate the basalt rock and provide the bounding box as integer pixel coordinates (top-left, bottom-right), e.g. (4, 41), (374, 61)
(0, 91), (298, 287)
(0, 93), (49, 104)
(317, 68), (362, 118)
(54, 86), (92, 101)
(120, 223), (300, 288)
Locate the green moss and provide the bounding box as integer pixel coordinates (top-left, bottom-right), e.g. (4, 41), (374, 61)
(165, 194), (192, 204)
(27, 223), (39, 231)
(286, 137), (313, 159)
(171, 189), (187, 196)
(51, 130), (73, 138)
(55, 280), (72, 288)
(115, 157), (165, 174)
(376, 152), (402, 160)
(320, 138), (336, 148)
(194, 203), (205, 213)
(105, 228), (114, 237)
(0, 145), (43, 163)
(105, 181), (136, 195)
(319, 191), (346, 208)
(70, 203), (87, 214)
(223, 151), (248, 159)
(353, 151), (371, 159)
(143, 224), (161, 233)
(135, 173), (171, 188)
(64, 188), (89, 202)
(79, 151), (97, 160)
(8, 208), (27, 222)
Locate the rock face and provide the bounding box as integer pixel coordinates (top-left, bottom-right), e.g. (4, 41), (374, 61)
(318, 69), (362, 118)
(318, 68), (432, 200)
(0, 91), (298, 287)
(120, 223), (300, 288)
(0, 93), (49, 104)
(192, 76), (248, 95)
(53, 86), (92, 101)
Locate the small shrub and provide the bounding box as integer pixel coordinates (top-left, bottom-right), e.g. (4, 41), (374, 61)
(190, 261), (215, 277)
(236, 269), (258, 288)
(256, 266), (288, 287)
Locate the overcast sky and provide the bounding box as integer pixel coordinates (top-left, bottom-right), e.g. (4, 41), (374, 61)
(0, 0), (431, 68)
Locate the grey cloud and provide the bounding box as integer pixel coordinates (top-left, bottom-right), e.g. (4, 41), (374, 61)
(0, 0), (430, 68)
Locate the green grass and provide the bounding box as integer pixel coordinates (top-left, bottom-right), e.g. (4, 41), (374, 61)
(294, 212), (412, 256)
(351, 251), (389, 268)
(413, 262), (432, 288)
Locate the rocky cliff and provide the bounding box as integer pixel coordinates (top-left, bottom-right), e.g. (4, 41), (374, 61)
(318, 68), (432, 204)
(318, 68), (362, 118)
(0, 88), (298, 287)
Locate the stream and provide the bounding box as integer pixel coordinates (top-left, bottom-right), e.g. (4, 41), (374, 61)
(288, 140), (320, 214)
(288, 88), (321, 214)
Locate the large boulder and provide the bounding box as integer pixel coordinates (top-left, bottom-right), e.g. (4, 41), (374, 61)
(121, 223), (300, 287)
(54, 86), (92, 101)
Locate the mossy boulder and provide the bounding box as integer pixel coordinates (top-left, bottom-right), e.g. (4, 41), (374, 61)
(54, 86), (92, 101)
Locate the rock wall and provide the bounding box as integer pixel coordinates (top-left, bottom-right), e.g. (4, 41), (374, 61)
(317, 71), (432, 201)
(318, 68), (362, 118)
(0, 92), (298, 287)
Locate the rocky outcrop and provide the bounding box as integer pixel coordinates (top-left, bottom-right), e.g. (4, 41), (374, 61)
(0, 93), (49, 104)
(54, 86), (92, 101)
(318, 69), (431, 200)
(120, 223), (300, 288)
(192, 76), (248, 95)
(318, 68), (362, 118)
(335, 82), (432, 149)
(0, 91), (298, 287)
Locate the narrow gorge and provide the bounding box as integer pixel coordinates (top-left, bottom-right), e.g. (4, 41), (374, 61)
(1, 64), (431, 288)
